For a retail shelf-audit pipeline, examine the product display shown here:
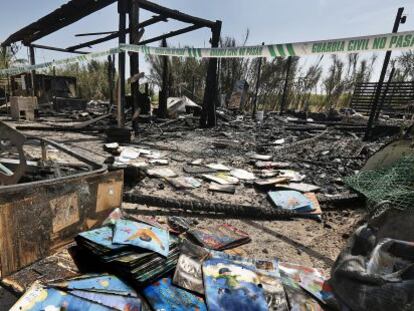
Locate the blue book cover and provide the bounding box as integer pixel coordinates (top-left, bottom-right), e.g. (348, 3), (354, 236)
(203, 258), (268, 311)
(268, 190), (313, 212)
(113, 219), (170, 257)
(10, 283), (113, 311)
(71, 290), (142, 311)
(52, 274), (137, 296)
(142, 277), (207, 311)
(78, 226), (124, 250)
(209, 253), (288, 310)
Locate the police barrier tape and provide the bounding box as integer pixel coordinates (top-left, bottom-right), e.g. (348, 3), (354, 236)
(2, 30), (414, 76)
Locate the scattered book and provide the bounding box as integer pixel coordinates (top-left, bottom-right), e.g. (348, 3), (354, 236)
(173, 240), (211, 294)
(188, 223), (251, 250)
(202, 173), (239, 185)
(303, 193), (323, 220)
(142, 277), (207, 311)
(208, 182), (236, 194)
(203, 257), (268, 311)
(249, 153), (272, 161)
(146, 168), (177, 178)
(230, 168), (256, 181)
(167, 176), (202, 189)
(268, 190), (314, 212)
(210, 252), (288, 311)
(279, 262), (327, 310)
(255, 177), (289, 187)
(206, 163), (231, 171)
(276, 182), (320, 193)
(11, 276), (143, 311)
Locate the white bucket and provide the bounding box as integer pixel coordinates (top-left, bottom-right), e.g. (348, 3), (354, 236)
(256, 111), (264, 122)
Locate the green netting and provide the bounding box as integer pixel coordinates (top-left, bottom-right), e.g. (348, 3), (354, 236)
(345, 155), (414, 215)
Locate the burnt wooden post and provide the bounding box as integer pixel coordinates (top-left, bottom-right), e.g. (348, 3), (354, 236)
(118, 0), (128, 127)
(200, 20), (222, 128)
(129, 0), (140, 117)
(364, 7), (406, 140)
(158, 38), (169, 118)
(252, 42), (265, 119)
(280, 56), (293, 115)
(107, 55), (114, 108)
(29, 45), (36, 97)
(375, 67), (395, 122)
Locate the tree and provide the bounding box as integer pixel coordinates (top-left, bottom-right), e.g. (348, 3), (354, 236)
(323, 55), (346, 111)
(52, 60), (111, 100)
(146, 40), (208, 103)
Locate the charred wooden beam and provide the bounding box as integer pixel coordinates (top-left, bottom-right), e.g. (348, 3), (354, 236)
(28, 46), (36, 97)
(2, 0), (118, 46)
(158, 38), (169, 119)
(129, 0), (141, 120)
(66, 15), (165, 51)
(75, 30), (118, 37)
(123, 192), (317, 221)
(135, 0), (216, 28)
(200, 21), (222, 128)
(118, 0), (128, 127)
(138, 24), (203, 45)
(30, 44), (89, 55)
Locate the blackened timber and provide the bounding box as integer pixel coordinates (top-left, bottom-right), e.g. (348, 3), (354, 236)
(201, 21), (221, 128)
(364, 7), (405, 141)
(108, 55), (114, 107)
(129, 1), (141, 118)
(3, 0), (118, 46)
(374, 67), (395, 122)
(252, 42), (265, 119)
(138, 24), (203, 45)
(75, 31), (118, 37)
(136, 0), (216, 28)
(66, 15), (165, 51)
(124, 192), (316, 221)
(118, 0), (128, 127)
(158, 38), (169, 118)
(30, 44), (89, 55)
(28, 46), (36, 97)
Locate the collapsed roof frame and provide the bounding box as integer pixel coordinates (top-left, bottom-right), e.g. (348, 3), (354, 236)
(1, 0), (222, 128)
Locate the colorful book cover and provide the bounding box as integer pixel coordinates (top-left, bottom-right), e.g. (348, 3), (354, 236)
(302, 193), (322, 219)
(188, 223), (251, 250)
(10, 282), (113, 311)
(142, 277), (207, 311)
(279, 262), (325, 310)
(203, 258), (268, 311)
(51, 274), (137, 296)
(283, 286), (323, 311)
(173, 240), (211, 294)
(298, 273), (336, 306)
(113, 219), (170, 257)
(210, 253), (288, 311)
(77, 226), (124, 250)
(70, 290), (142, 311)
(268, 190), (314, 212)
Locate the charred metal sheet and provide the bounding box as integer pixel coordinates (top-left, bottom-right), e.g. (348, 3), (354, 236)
(0, 122), (27, 185)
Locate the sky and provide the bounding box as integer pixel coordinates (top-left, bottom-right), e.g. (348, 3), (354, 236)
(1, 0), (414, 81)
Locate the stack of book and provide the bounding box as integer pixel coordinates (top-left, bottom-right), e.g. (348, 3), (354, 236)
(75, 219), (180, 286)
